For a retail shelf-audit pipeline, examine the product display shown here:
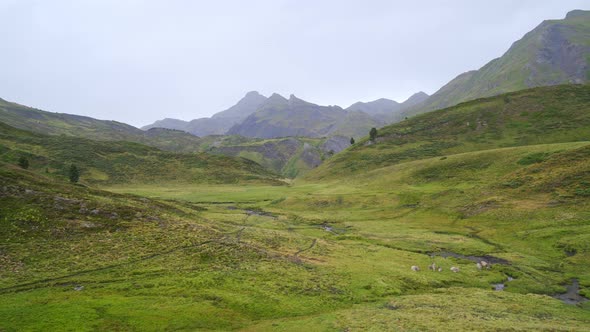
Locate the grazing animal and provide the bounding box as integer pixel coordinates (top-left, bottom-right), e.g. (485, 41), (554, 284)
(481, 261), (489, 269)
(437, 267), (443, 272)
(476, 262), (482, 270)
(429, 263), (437, 271)
(411, 265), (420, 272)
(450, 266), (460, 273)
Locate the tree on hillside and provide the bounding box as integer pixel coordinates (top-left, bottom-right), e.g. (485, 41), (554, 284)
(69, 164), (80, 183)
(369, 127), (377, 142)
(18, 156), (29, 169)
(350, 137), (355, 145)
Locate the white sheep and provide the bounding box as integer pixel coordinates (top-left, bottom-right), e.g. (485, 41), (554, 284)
(476, 262), (482, 270)
(411, 265), (420, 272)
(450, 266), (460, 273)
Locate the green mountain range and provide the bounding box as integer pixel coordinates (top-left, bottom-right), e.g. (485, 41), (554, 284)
(403, 10), (590, 118)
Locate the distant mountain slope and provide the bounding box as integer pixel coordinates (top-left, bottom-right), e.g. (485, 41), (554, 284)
(144, 91), (428, 140)
(404, 10), (590, 118)
(347, 92), (429, 123)
(0, 121), (281, 185)
(200, 135), (350, 177)
(346, 98), (402, 115)
(307, 84), (590, 180)
(142, 91), (267, 136)
(227, 94), (383, 138)
(0, 98), (204, 152)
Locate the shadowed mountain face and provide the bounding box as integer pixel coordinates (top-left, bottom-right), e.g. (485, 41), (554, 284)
(144, 91), (428, 139)
(200, 135), (351, 177)
(226, 94), (383, 139)
(404, 10), (590, 118)
(142, 91), (267, 136)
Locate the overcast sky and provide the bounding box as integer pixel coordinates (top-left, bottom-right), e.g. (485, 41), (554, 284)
(1, 1), (588, 127)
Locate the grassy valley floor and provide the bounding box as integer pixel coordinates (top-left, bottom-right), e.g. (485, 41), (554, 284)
(0, 142), (578, 330)
(1, 142), (589, 330)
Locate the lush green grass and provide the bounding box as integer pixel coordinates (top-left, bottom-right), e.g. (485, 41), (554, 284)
(2, 140), (590, 330)
(91, 142), (590, 330)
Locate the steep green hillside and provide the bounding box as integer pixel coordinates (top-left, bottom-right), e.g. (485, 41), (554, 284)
(0, 122), (281, 185)
(405, 10), (590, 118)
(0, 98), (204, 152)
(309, 84), (590, 180)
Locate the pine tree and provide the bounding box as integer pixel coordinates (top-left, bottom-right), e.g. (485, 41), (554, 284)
(69, 164), (80, 183)
(369, 127), (378, 142)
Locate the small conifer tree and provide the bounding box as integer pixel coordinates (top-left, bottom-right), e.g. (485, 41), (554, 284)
(369, 127), (378, 142)
(69, 164), (80, 183)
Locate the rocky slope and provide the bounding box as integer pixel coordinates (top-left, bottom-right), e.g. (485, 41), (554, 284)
(404, 10), (590, 118)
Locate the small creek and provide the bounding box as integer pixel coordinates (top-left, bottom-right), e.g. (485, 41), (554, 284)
(492, 276), (514, 291)
(429, 251), (510, 265)
(554, 279), (589, 305)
